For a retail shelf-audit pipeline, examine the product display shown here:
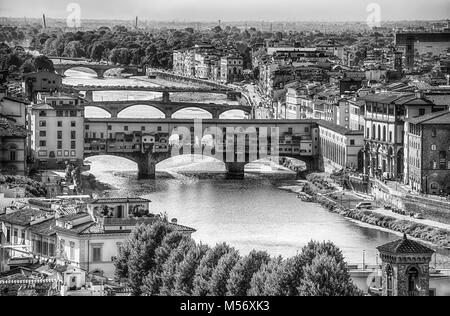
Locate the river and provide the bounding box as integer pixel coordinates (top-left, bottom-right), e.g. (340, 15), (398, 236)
(65, 69), (450, 294)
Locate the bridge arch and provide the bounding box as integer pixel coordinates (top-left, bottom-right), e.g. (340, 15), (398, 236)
(218, 106), (252, 119)
(117, 104), (166, 119)
(171, 107), (213, 119)
(84, 105), (113, 118)
(58, 66), (99, 78)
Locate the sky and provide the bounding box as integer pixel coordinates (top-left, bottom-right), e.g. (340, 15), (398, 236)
(0, 0), (449, 21)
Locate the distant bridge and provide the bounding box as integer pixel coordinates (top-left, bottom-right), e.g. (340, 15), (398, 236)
(53, 63), (140, 79)
(84, 100), (253, 119)
(63, 85), (240, 103)
(83, 118), (320, 179)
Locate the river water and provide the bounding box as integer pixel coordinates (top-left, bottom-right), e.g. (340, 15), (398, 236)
(65, 70), (450, 294)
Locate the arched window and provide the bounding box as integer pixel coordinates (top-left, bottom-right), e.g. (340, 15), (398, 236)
(407, 267), (419, 295)
(386, 265), (393, 296)
(383, 126), (387, 142)
(378, 125), (381, 141)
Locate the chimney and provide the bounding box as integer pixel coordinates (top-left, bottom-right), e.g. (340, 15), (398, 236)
(171, 218), (178, 224)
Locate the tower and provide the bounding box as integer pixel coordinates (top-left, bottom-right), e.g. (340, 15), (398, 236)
(394, 51), (403, 72)
(405, 35), (415, 72)
(377, 234), (434, 296)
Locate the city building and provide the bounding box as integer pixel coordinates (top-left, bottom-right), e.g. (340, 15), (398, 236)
(0, 118), (28, 176)
(0, 197), (196, 279)
(405, 110), (450, 195)
(22, 71), (63, 103)
(29, 93), (86, 170)
(54, 199), (196, 278)
(318, 121), (364, 172)
(378, 234), (434, 296)
(362, 92), (443, 181)
(220, 55), (244, 83)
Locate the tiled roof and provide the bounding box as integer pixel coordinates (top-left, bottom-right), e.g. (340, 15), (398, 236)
(0, 120), (28, 137)
(318, 120), (364, 136)
(0, 209), (50, 226)
(29, 220), (57, 236)
(407, 110), (450, 125)
(90, 198), (151, 204)
(377, 235), (434, 255)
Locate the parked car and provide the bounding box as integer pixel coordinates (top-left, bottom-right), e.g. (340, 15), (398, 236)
(356, 202), (374, 210)
(414, 213), (425, 220)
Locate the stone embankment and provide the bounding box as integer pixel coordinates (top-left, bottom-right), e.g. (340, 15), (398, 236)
(302, 173), (450, 248)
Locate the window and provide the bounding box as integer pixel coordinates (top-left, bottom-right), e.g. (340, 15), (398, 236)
(10, 151), (16, 161)
(71, 121), (76, 127)
(39, 131), (46, 137)
(141, 126), (145, 131)
(71, 141), (76, 150)
(57, 131), (62, 139)
(85, 125), (90, 130)
(439, 151), (447, 170)
(39, 110), (47, 117)
(108, 125), (112, 131)
(56, 111), (63, 117)
(71, 131), (76, 139)
(57, 141), (62, 150)
(39, 121), (47, 127)
(57, 121), (63, 127)
(124, 126), (129, 131)
(350, 140), (355, 146)
(21, 230), (25, 245)
(92, 246), (102, 262)
(6, 227), (11, 243)
(39, 140), (47, 147)
(419, 109), (426, 116)
(69, 110), (77, 117)
(432, 128), (437, 137)
(386, 265), (393, 296)
(13, 229), (18, 244)
(431, 145), (437, 151)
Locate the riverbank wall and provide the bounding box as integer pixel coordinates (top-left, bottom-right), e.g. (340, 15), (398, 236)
(303, 174), (450, 248)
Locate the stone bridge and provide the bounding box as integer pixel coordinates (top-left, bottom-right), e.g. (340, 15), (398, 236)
(83, 118), (321, 179)
(64, 85), (241, 103)
(84, 100), (254, 119)
(53, 63), (139, 79)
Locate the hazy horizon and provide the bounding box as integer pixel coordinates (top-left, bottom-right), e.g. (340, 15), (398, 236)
(0, 0), (449, 22)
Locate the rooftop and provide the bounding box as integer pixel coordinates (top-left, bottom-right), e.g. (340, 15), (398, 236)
(377, 234), (434, 255)
(318, 120), (364, 136)
(0, 120), (28, 138)
(0, 209), (51, 226)
(407, 110), (450, 125)
(89, 197), (152, 205)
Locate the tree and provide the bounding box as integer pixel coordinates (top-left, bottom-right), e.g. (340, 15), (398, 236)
(114, 222), (173, 295)
(298, 253), (361, 296)
(141, 232), (186, 296)
(33, 55), (54, 72)
(248, 257), (285, 296)
(172, 244), (209, 296)
(209, 250), (240, 296)
(192, 243), (234, 296)
(90, 42), (105, 61)
(159, 238), (196, 295)
(63, 41), (85, 58)
(226, 250), (270, 296)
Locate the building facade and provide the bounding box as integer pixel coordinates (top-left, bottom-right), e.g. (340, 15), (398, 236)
(318, 121), (365, 173)
(29, 93), (86, 170)
(362, 93), (439, 181)
(406, 111), (450, 195)
(220, 55), (244, 83)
